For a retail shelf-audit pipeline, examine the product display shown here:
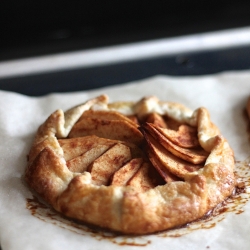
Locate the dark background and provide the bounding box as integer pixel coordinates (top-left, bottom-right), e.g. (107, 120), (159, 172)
(0, 0), (250, 96)
(1, 0), (250, 61)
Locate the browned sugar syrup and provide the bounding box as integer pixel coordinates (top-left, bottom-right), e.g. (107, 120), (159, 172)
(26, 158), (250, 247)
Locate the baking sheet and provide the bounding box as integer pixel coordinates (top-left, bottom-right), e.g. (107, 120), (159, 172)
(0, 71), (250, 250)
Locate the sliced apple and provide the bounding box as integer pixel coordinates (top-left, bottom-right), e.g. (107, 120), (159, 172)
(67, 144), (112, 173)
(77, 109), (138, 127)
(144, 133), (202, 179)
(110, 158), (143, 186)
(143, 123), (208, 164)
(126, 115), (140, 125)
(147, 150), (181, 183)
(151, 122), (200, 148)
(88, 143), (132, 185)
(127, 162), (155, 192)
(121, 141), (146, 159)
(58, 135), (115, 161)
(164, 116), (183, 130)
(126, 161), (165, 192)
(145, 112), (167, 128)
(68, 118), (143, 145)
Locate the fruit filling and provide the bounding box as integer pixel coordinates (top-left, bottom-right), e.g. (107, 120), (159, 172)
(58, 110), (209, 191)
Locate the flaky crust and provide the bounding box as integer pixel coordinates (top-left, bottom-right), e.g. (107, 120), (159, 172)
(25, 95), (235, 234)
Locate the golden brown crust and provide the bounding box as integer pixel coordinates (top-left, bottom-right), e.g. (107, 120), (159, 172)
(247, 97), (250, 119)
(25, 95), (235, 235)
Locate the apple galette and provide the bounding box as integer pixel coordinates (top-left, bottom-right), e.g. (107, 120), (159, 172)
(25, 95), (235, 234)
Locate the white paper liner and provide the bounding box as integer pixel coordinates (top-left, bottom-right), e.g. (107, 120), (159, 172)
(1, 70), (250, 250)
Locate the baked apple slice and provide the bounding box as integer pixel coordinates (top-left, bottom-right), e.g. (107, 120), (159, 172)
(143, 122), (208, 164)
(77, 109), (138, 127)
(58, 135), (115, 161)
(69, 114), (143, 145)
(143, 132), (203, 179)
(110, 158), (143, 186)
(88, 143), (132, 185)
(127, 161), (165, 192)
(145, 112), (168, 128)
(151, 123), (200, 148)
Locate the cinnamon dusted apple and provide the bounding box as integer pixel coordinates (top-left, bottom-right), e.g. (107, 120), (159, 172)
(25, 95), (235, 235)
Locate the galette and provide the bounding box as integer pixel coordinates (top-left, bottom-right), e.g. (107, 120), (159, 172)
(25, 95), (235, 234)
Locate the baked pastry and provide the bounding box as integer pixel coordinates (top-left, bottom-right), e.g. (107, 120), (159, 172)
(247, 97), (250, 120)
(25, 95), (235, 234)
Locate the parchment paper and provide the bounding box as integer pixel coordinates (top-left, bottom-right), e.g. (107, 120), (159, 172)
(1, 71), (250, 250)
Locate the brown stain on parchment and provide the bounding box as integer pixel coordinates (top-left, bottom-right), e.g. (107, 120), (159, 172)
(26, 158), (250, 246)
(26, 196), (151, 247)
(157, 158), (250, 238)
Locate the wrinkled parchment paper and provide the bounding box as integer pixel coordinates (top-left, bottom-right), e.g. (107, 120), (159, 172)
(1, 71), (250, 250)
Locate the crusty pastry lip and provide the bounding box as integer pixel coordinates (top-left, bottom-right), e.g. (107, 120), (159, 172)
(25, 95), (235, 235)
